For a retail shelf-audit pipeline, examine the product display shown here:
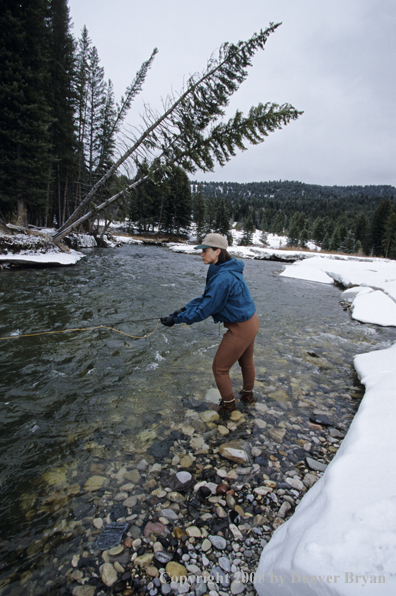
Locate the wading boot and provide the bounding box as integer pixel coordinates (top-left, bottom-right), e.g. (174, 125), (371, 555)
(239, 389), (255, 404)
(216, 398), (236, 417)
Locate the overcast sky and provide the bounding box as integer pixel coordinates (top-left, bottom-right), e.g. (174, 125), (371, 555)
(67, 0), (396, 187)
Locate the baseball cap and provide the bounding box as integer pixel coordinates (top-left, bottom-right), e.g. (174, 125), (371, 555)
(194, 233), (228, 250)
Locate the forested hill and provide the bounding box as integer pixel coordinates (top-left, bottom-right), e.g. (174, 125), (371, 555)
(191, 180), (395, 220)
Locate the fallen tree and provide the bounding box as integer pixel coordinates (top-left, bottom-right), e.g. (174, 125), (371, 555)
(53, 23), (303, 245)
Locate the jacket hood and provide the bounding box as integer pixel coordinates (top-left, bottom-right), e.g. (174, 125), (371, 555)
(207, 258), (244, 279)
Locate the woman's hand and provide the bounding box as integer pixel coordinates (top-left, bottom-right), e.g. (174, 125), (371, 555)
(160, 316), (175, 327)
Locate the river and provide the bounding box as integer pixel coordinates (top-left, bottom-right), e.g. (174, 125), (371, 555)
(0, 244), (395, 594)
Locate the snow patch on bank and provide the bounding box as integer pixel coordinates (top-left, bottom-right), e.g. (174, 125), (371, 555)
(280, 256), (396, 326)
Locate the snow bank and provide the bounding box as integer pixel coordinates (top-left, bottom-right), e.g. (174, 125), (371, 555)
(255, 342), (396, 596)
(280, 256), (396, 327)
(0, 249), (84, 266)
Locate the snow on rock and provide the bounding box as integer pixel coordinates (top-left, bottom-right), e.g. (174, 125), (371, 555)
(255, 341), (396, 596)
(279, 263), (333, 284)
(0, 249), (84, 266)
(350, 290), (396, 327)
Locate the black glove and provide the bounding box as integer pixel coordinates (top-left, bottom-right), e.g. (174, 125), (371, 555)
(170, 307), (186, 317)
(160, 316), (175, 327)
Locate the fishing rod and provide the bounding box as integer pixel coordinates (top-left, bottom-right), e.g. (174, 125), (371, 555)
(0, 316), (163, 341)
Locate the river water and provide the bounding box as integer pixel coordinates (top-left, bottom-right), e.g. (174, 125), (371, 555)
(0, 245), (395, 594)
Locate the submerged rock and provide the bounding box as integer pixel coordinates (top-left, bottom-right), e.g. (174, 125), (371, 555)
(219, 441), (250, 465)
(96, 522), (129, 551)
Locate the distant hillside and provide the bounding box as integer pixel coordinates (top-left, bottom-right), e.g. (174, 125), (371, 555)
(191, 180), (396, 220)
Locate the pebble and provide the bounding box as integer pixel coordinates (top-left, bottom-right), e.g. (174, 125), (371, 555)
(231, 580), (245, 594)
(285, 477), (304, 491)
(165, 561), (188, 580)
(100, 563), (118, 587)
(202, 539), (212, 552)
(208, 535), (227, 550)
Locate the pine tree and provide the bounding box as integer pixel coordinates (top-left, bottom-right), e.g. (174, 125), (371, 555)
(382, 212), (396, 258)
(329, 227), (341, 252)
(239, 215), (255, 245)
(300, 228), (310, 250)
(215, 198), (232, 244)
(0, 0), (53, 225)
(371, 199), (393, 256)
(340, 229), (356, 254)
(47, 0), (77, 227)
(85, 46), (105, 187)
(192, 188), (207, 242)
(163, 167), (191, 235)
(354, 212), (371, 255)
(74, 25), (91, 208)
(312, 217), (326, 245)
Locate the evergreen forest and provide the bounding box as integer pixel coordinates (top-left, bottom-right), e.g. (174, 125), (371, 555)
(190, 181), (396, 258)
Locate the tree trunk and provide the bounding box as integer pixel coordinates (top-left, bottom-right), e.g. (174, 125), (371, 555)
(16, 199), (28, 227)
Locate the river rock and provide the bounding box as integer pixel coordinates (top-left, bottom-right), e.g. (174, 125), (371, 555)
(309, 414), (334, 427)
(190, 436), (209, 451)
(230, 410), (244, 421)
(83, 475), (107, 492)
(96, 522), (129, 551)
(163, 471), (193, 492)
(255, 402), (269, 413)
(101, 563), (118, 587)
(219, 441), (250, 465)
(229, 524), (243, 540)
(144, 521), (167, 537)
(202, 538), (212, 552)
(211, 565), (230, 587)
(209, 535), (227, 550)
(185, 525), (202, 538)
(200, 410), (220, 423)
(108, 544), (124, 556)
(218, 556), (231, 573)
(226, 494), (236, 508)
(303, 473), (319, 488)
(165, 561), (188, 580)
(305, 456), (327, 472)
(231, 579), (245, 594)
(180, 455), (193, 468)
(135, 553), (155, 568)
(218, 425), (229, 435)
(205, 387), (222, 404)
(268, 428), (286, 442)
(123, 495), (137, 508)
(286, 476), (304, 491)
(160, 508), (179, 521)
(167, 491), (185, 504)
(155, 550), (174, 565)
(254, 418), (267, 429)
(123, 469), (141, 484)
(93, 518), (103, 530)
(278, 501), (292, 518)
(72, 587), (96, 596)
(253, 486), (272, 496)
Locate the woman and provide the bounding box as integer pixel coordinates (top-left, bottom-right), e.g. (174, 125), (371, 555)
(161, 233), (259, 415)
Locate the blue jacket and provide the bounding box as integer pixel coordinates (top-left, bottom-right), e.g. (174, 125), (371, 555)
(174, 258), (256, 325)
